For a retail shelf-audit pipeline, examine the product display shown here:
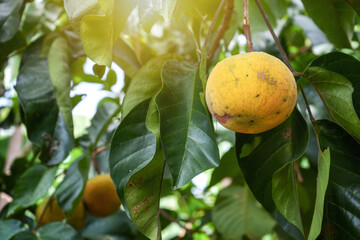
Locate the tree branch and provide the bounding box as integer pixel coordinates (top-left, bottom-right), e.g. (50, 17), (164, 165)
(253, 0), (302, 76)
(243, 0), (253, 52)
(203, 0), (227, 49)
(207, 0), (234, 61)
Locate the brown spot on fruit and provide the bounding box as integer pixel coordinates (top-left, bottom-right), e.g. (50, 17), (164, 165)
(256, 94), (260, 98)
(283, 98), (287, 102)
(213, 112), (233, 124)
(276, 111), (280, 114)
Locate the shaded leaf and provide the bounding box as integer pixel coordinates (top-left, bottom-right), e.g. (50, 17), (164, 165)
(7, 164), (57, 216)
(15, 39), (58, 147)
(317, 120), (360, 240)
(304, 66), (360, 142)
(156, 60), (219, 188)
(37, 222), (80, 240)
(0, 0), (23, 43)
(48, 36), (74, 136)
(212, 185), (276, 239)
(12, 231), (38, 240)
(55, 153), (90, 214)
(301, 0), (354, 48)
(346, 0), (360, 16)
(293, 15), (329, 46)
(0, 219), (26, 240)
(236, 108), (308, 240)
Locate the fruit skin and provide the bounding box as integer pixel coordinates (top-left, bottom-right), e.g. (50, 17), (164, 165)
(35, 196), (85, 230)
(206, 52), (297, 134)
(82, 174), (121, 217)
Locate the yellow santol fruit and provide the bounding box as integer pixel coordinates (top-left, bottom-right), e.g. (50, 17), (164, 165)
(82, 174), (121, 217)
(35, 196), (86, 230)
(206, 52), (297, 134)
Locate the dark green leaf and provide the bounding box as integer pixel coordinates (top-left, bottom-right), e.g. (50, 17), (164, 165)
(48, 36), (74, 136)
(309, 52), (360, 118)
(0, 32), (26, 68)
(55, 153), (90, 214)
(0, 0), (23, 43)
(304, 66), (360, 142)
(156, 60), (219, 188)
(0, 219), (26, 240)
(317, 120), (360, 240)
(236, 108), (308, 240)
(15, 39), (59, 147)
(301, 0), (354, 48)
(12, 231), (38, 240)
(7, 164), (57, 216)
(346, 0), (360, 16)
(37, 222), (80, 240)
(212, 185), (276, 239)
(87, 99), (120, 147)
(92, 64), (106, 78)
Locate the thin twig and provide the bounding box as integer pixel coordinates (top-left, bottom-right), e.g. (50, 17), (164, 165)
(207, 0), (234, 60)
(160, 209), (185, 228)
(92, 146), (106, 174)
(253, 0), (302, 76)
(294, 161), (303, 183)
(203, 0), (227, 49)
(243, 0), (253, 52)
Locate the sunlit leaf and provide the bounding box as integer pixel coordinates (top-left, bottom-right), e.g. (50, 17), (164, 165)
(156, 60), (219, 188)
(7, 164), (57, 216)
(304, 66), (360, 142)
(318, 120), (360, 239)
(151, 0), (178, 22)
(212, 185), (276, 239)
(301, 0), (354, 48)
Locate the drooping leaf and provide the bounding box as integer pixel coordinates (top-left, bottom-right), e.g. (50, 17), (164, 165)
(156, 60), (219, 188)
(236, 108), (308, 240)
(0, 0), (23, 43)
(87, 99), (120, 147)
(48, 36), (74, 136)
(7, 164), (57, 216)
(304, 66), (360, 142)
(37, 222), (80, 240)
(109, 100), (156, 212)
(122, 54), (181, 118)
(55, 153), (90, 214)
(15, 39), (59, 148)
(308, 52), (360, 118)
(0, 219), (26, 240)
(301, 0), (354, 48)
(212, 185), (276, 239)
(317, 120), (360, 239)
(307, 148), (330, 240)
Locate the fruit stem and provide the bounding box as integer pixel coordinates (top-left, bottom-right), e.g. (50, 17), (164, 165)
(207, 0), (234, 61)
(253, 0), (302, 77)
(243, 0), (253, 52)
(92, 146), (106, 174)
(34, 195), (53, 231)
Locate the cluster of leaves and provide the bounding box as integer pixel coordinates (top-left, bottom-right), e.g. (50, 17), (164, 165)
(0, 0), (360, 240)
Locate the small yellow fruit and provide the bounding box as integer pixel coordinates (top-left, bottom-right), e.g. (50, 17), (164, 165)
(35, 196), (85, 230)
(206, 52), (297, 134)
(82, 174), (121, 217)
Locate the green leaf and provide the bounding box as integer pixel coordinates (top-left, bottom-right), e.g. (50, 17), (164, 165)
(15, 39), (59, 147)
(87, 99), (120, 147)
(307, 148), (330, 240)
(125, 149), (165, 239)
(12, 231), (38, 240)
(48, 36), (74, 136)
(122, 54), (181, 118)
(37, 222), (80, 240)
(156, 60), (219, 188)
(301, 0), (354, 48)
(309, 52), (360, 118)
(0, 219), (26, 240)
(212, 185), (276, 239)
(346, 0), (360, 16)
(317, 120), (360, 239)
(112, 38), (141, 77)
(0, 0), (23, 43)
(7, 164), (57, 216)
(151, 0), (178, 22)
(304, 66), (360, 142)
(236, 108), (308, 240)
(109, 99), (156, 214)
(55, 153), (90, 214)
